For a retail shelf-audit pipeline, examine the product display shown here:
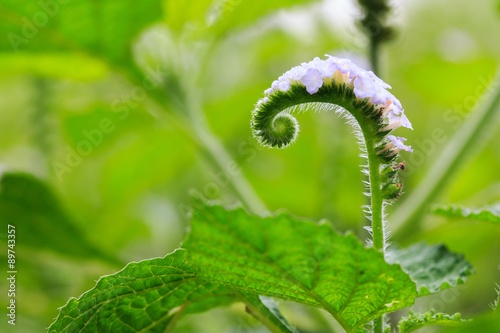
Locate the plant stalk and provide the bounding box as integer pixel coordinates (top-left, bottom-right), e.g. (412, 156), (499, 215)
(392, 71), (500, 238)
(123, 66), (267, 215)
(365, 12), (385, 333)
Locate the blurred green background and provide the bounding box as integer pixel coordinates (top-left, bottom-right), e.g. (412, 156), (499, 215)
(1, 0), (500, 332)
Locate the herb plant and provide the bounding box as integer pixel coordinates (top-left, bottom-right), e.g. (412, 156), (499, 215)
(0, 0), (499, 333)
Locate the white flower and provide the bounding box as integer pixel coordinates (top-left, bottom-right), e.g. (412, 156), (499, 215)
(353, 73), (377, 99)
(278, 81), (290, 92)
(387, 135), (413, 152)
(301, 68), (323, 94)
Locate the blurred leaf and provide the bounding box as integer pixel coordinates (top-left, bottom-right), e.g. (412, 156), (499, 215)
(0, 0), (162, 65)
(398, 310), (470, 333)
(389, 243), (473, 296)
(48, 249), (236, 333)
(440, 311), (500, 333)
(208, 0), (318, 36)
(0, 172), (119, 264)
(164, 0), (213, 31)
(433, 204), (500, 224)
(184, 202), (417, 332)
(0, 53), (108, 79)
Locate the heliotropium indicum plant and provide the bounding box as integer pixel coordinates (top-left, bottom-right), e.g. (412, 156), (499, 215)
(49, 57), (473, 333)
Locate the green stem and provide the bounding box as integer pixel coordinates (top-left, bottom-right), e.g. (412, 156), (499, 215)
(32, 77), (51, 175)
(189, 111), (268, 214)
(366, 135), (385, 333)
(122, 66), (267, 214)
(365, 136), (385, 251)
(242, 295), (297, 333)
(367, 31), (384, 333)
(369, 37), (380, 76)
(367, 27), (386, 333)
(392, 71), (500, 238)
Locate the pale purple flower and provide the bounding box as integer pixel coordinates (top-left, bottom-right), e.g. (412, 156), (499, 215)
(278, 81), (290, 92)
(289, 66), (305, 80)
(367, 70), (391, 89)
(301, 68), (323, 94)
(387, 135), (413, 152)
(353, 73), (377, 100)
(256, 96), (270, 107)
(325, 55), (354, 74)
(386, 107), (413, 130)
(400, 113), (412, 129)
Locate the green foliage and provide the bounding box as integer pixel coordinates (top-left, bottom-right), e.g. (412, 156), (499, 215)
(207, 0), (319, 37)
(48, 250), (236, 333)
(398, 310), (470, 333)
(185, 202), (417, 332)
(440, 311), (500, 333)
(0, 0), (162, 63)
(389, 243), (473, 296)
(0, 172), (119, 264)
(433, 205), (500, 224)
(1, 0), (499, 332)
(50, 202), (418, 332)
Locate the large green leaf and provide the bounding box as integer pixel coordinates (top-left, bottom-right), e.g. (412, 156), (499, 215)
(184, 203), (417, 332)
(398, 310), (470, 333)
(48, 249), (236, 333)
(0, 172), (119, 264)
(433, 205), (500, 224)
(0, 0), (162, 62)
(389, 243), (473, 296)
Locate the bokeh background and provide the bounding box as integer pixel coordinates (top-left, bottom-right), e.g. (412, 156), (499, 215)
(1, 0), (500, 332)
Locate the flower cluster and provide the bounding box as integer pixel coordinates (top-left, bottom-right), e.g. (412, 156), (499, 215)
(258, 55), (413, 153)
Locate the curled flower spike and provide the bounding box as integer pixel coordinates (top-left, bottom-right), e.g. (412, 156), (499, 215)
(252, 55), (412, 152)
(251, 55), (413, 251)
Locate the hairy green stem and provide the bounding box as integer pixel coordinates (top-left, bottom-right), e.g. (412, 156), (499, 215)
(366, 136), (385, 251)
(392, 72), (500, 238)
(364, 13), (385, 333)
(365, 133), (385, 333)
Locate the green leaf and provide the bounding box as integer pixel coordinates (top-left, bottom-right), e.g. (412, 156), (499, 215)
(398, 310), (470, 333)
(389, 243), (474, 296)
(164, 0), (213, 32)
(0, 172), (119, 264)
(209, 0), (318, 35)
(184, 202), (417, 332)
(0, 0), (162, 64)
(48, 249), (236, 333)
(433, 205), (500, 224)
(440, 311), (500, 333)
